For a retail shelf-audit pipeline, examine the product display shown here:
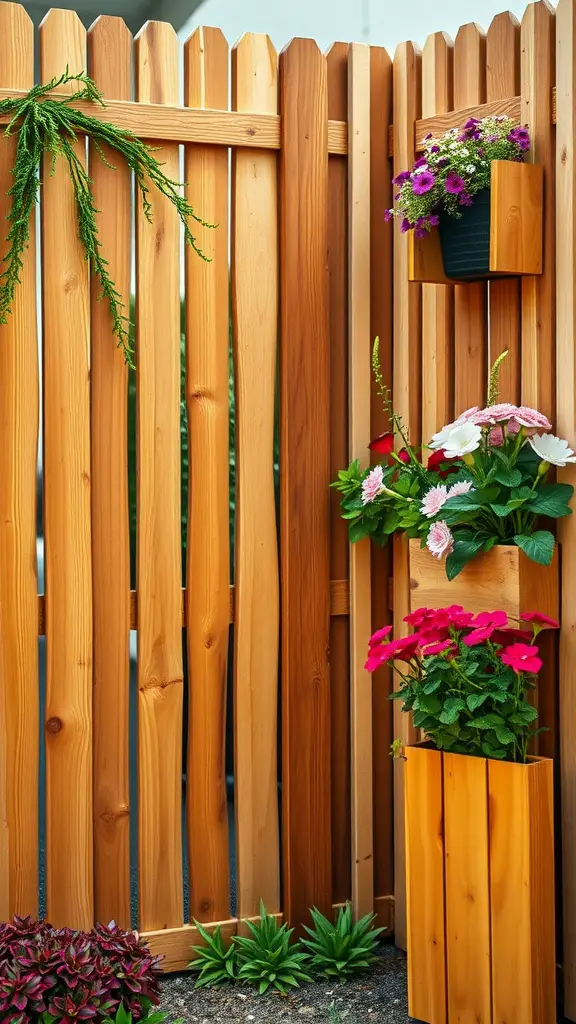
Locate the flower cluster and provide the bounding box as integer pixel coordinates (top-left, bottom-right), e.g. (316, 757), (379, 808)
(333, 347), (575, 579)
(385, 115), (530, 235)
(368, 606), (558, 762)
(0, 917), (163, 1024)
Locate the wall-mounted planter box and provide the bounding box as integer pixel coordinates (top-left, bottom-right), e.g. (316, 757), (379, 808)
(408, 160), (543, 284)
(408, 538), (559, 621)
(405, 744), (555, 1024)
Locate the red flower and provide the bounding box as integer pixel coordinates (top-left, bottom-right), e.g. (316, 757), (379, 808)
(426, 448), (460, 477)
(471, 610), (509, 629)
(365, 634), (421, 671)
(520, 611), (560, 630)
(368, 625), (393, 647)
(404, 607), (432, 628)
(398, 448), (411, 464)
(491, 627), (533, 645)
(462, 625), (496, 646)
(369, 432), (394, 455)
(499, 643), (542, 675)
(421, 638), (457, 656)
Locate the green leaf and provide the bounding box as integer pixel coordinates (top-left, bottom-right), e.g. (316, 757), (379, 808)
(348, 520), (369, 544)
(527, 483), (574, 518)
(494, 468), (522, 488)
(469, 713), (505, 729)
(514, 531), (555, 566)
(445, 535), (485, 580)
(489, 503), (513, 518)
(467, 693), (488, 712)
(494, 725), (516, 745)
(439, 697), (466, 725)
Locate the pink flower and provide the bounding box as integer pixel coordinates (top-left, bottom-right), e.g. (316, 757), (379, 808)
(463, 625), (496, 646)
(472, 610), (509, 628)
(420, 484), (448, 518)
(475, 403), (519, 425)
(520, 611), (560, 630)
(404, 606), (432, 628)
(369, 624), (394, 647)
(421, 638), (457, 656)
(426, 521), (454, 559)
(447, 480), (474, 498)
(513, 406), (552, 431)
(489, 425), (504, 447)
(364, 634), (420, 671)
(500, 643), (542, 675)
(507, 419), (521, 435)
(361, 465), (385, 504)
(455, 406), (482, 424)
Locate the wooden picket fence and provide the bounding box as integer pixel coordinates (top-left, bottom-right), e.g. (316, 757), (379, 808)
(2, 0), (576, 1016)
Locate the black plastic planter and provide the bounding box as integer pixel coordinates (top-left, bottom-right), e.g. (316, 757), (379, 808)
(438, 188), (491, 280)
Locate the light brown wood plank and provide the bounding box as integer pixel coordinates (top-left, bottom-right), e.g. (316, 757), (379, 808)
(369, 43), (394, 920)
(135, 20), (184, 932)
(40, 7), (94, 931)
(348, 41), (374, 922)
(326, 40), (351, 908)
(453, 23), (488, 413)
(0, 0), (38, 919)
(556, 0), (576, 1014)
(487, 11), (521, 403)
(414, 94), (521, 150)
(444, 753), (491, 1024)
(421, 31), (454, 440)
(392, 39), (422, 951)
(280, 37), (332, 929)
(231, 31), (280, 921)
(184, 26), (231, 925)
(88, 13), (132, 931)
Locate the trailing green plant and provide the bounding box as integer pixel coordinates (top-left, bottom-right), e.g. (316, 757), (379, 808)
(188, 922), (237, 988)
(302, 904), (385, 983)
(233, 903), (311, 995)
(0, 69), (211, 366)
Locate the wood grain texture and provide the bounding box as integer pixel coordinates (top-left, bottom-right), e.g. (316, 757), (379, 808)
(521, 0), (556, 423)
(326, 40), (351, 908)
(231, 31), (280, 921)
(487, 11), (521, 403)
(369, 42), (394, 923)
(392, 40), (422, 951)
(135, 20), (184, 932)
(348, 42), (373, 921)
(489, 758), (556, 1024)
(40, 8), (93, 931)
(184, 26), (231, 925)
(409, 539), (559, 621)
(414, 94), (521, 151)
(490, 161), (543, 274)
(405, 746), (446, 1024)
(421, 32), (454, 440)
(556, 0), (576, 1014)
(453, 23), (488, 413)
(279, 38), (332, 928)
(88, 14), (132, 931)
(0, 0), (38, 919)
(444, 752), (491, 1024)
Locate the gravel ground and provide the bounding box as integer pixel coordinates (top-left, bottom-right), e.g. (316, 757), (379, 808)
(160, 944), (410, 1024)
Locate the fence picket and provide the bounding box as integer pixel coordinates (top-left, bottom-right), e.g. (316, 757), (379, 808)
(280, 38), (332, 928)
(326, 40), (352, 909)
(486, 12), (521, 402)
(453, 23), (488, 411)
(0, 0), (38, 919)
(40, 8), (94, 930)
(88, 13), (132, 931)
(184, 25), (231, 925)
(421, 32), (454, 439)
(232, 31), (280, 922)
(135, 20), (184, 932)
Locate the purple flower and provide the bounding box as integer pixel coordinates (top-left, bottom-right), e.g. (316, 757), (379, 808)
(463, 117), (480, 128)
(415, 225), (428, 238)
(384, 209), (393, 222)
(429, 214), (439, 227)
(424, 132), (433, 140)
(437, 157), (450, 168)
(445, 171), (465, 194)
(412, 170), (436, 195)
(430, 145), (440, 154)
(508, 126), (530, 151)
(459, 191), (473, 206)
(413, 156), (428, 169)
(400, 217), (413, 233)
(392, 170), (411, 186)
(485, 133), (499, 143)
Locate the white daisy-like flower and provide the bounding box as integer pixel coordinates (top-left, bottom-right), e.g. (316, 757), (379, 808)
(437, 422), (482, 459)
(528, 433), (576, 467)
(466, 164), (476, 173)
(460, 147), (470, 156)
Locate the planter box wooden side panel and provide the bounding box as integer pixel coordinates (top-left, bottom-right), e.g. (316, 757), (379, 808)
(490, 160), (543, 275)
(489, 757), (555, 1024)
(408, 539), (559, 622)
(443, 753), (491, 1024)
(404, 746), (446, 1024)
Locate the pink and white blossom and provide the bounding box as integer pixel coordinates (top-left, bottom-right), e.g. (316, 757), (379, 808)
(455, 406), (482, 424)
(489, 425), (505, 447)
(361, 465), (385, 504)
(420, 484), (449, 518)
(427, 521), (454, 559)
(447, 480), (474, 498)
(474, 403), (518, 425)
(513, 406), (552, 431)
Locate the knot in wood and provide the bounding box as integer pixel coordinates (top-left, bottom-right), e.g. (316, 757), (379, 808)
(46, 716), (62, 734)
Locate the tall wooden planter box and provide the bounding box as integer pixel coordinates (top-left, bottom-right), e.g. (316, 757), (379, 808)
(408, 538), (559, 622)
(405, 745), (555, 1024)
(408, 160), (543, 284)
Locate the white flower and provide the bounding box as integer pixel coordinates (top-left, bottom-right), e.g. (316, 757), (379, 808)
(449, 142), (459, 150)
(427, 521), (454, 559)
(447, 480), (474, 498)
(466, 164), (476, 173)
(528, 433), (576, 467)
(438, 422), (482, 459)
(460, 147), (470, 156)
(420, 484), (448, 518)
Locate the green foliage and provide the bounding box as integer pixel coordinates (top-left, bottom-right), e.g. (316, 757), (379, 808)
(331, 459), (424, 548)
(328, 1004), (349, 1022)
(0, 69), (210, 366)
(233, 903), (312, 995)
(188, 922), (237, 988)
(302, 904), (385, 982)
(100, 1008), (181, 1024)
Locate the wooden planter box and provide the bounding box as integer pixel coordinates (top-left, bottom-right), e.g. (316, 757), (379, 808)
(405, 745), (555, 1024)
(408, 160), (543, 284)
(408, 538), (559, 622)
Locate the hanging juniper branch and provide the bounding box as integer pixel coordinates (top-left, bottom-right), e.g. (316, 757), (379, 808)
(0, 69), (212, 366)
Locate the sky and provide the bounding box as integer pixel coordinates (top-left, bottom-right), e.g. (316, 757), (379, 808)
(179, 0), (531, 53)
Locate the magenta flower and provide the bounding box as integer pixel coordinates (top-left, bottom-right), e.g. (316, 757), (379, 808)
(445, 171), (465, 194)
(426, 520), (454, 559)
(384, 209), (393, 222)
(500, 643), (542, 675)
(472, 610), (509, 629)
(421, 638), (457, 656)
(429, 214), (440, 227)
(520, 611), (560, 630)
(463, 625), (496, 646)
(369, 624), (394, 647)
(459, 191), (473, 206)
(392, 170), (411, 186)
(413, 156), (428, 169)
(400, 217), (412, 233)
(404, 606), (433, 628)
(412, 170), (436, 195)
(430, 145), (440, 154)
(508, 126), (530, 151)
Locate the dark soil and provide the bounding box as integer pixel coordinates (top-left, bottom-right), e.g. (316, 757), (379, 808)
(160, 944), (410, 1023)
